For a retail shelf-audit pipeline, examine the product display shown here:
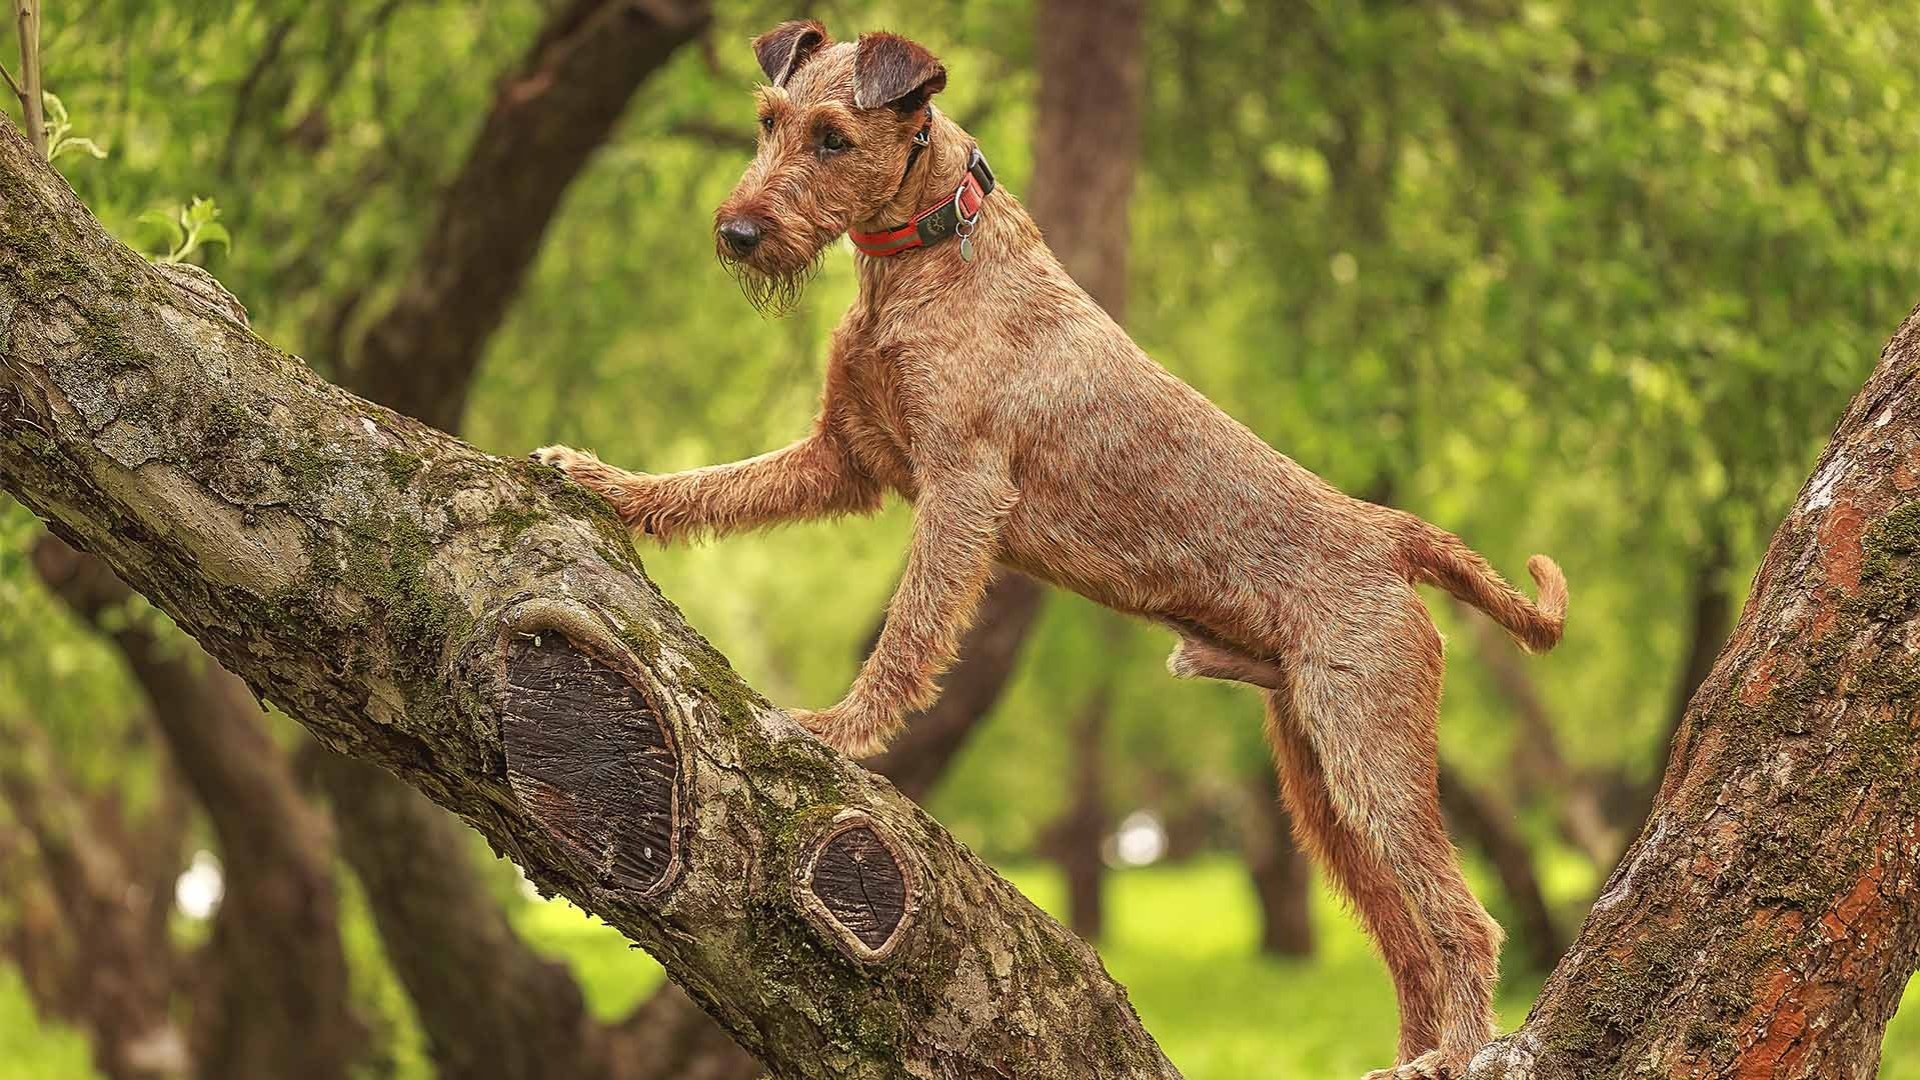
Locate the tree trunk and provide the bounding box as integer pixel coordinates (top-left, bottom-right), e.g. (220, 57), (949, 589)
(31, 537), (365, 1079)
(1238, 770), (1314, 958)
(0, 124), (1177, 1080)
(1468, 304), (1920, 1079)
(0, 712), (188, 1080)
(1029, 0), (1145, 944)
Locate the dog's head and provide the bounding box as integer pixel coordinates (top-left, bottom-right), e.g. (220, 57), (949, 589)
(713, 22), (947, 314)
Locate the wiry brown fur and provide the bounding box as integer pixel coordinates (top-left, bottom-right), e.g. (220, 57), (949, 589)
(532, 24), (1568, 1079)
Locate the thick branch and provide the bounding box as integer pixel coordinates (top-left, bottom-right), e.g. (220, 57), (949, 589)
(315, 4), (723, 1072)
(0, 125), (1176, 1079)
(349, 0), (710, 430)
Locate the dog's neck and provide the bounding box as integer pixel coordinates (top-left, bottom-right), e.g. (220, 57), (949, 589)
(850, 112), (1036, 300)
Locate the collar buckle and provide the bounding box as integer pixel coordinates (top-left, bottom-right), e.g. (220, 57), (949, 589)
(849, 143), (998, 259)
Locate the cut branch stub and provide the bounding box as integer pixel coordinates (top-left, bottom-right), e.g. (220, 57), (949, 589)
(501, 624), (683, 898)
(796, 810), (919, 963)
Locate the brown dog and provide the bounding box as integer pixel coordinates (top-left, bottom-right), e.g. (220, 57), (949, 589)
(533, 22), (1567, 1079)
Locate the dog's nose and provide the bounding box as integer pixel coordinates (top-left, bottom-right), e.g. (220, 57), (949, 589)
(719, 218), (764, 255)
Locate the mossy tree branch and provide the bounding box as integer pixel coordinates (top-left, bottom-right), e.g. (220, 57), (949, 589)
(0, 122), (1176, 1078)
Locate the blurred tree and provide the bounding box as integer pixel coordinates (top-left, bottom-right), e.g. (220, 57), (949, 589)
(0, 711), (185, 1080)
(1026, 0), (1144, 942)
(33, 537), (363, 1080)
(1238, 767), (1315, 957)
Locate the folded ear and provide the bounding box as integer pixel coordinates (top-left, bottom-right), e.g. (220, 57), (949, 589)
(752, 20), (830, 87)
(853, 32), (947, 111)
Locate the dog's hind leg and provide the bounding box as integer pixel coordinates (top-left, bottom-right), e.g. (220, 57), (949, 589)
(1263, 697), (1448, 1065)
(1286, 608), (1501, 1078)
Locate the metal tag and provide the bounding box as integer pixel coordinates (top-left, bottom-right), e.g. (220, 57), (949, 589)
(960, 236), (975, 262)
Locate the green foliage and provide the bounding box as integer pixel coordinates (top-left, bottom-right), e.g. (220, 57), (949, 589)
(40, 93), (104, 163)
(135, 196), (230, 264)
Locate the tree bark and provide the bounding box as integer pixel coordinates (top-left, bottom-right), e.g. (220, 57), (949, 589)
(349, 0), (710, 432)
(31, 536), (365, 1080)
(1467, 304), (1920, 1079)
(0, 124), (1177, 1080)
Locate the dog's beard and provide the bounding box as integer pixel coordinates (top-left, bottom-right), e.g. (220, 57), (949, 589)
(717, 246), (824, 318)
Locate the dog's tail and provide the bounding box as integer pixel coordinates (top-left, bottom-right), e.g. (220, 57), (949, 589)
(1400, 522), (1567, 653)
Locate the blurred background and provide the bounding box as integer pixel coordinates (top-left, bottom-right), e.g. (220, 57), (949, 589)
(1, 0), (1918, 1076)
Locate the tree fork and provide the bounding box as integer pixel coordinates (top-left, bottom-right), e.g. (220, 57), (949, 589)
(0, 124), (1176, 1078)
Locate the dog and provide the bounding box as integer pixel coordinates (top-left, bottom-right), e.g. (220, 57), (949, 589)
(532, 22), (1567, 1078)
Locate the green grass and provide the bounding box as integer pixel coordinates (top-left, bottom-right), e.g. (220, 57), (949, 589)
(6, 856), (1920, 1077)
(0, 967), (92, 1080)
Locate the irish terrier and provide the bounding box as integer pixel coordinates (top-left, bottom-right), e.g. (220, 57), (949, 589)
(533, 22), (1567, 1079)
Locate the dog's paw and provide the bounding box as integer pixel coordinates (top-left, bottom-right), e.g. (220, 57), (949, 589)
(529, 444), (599, 474)
(789, 706), (890, 759)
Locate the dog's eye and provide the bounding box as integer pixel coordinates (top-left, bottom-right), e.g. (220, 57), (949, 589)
(820, 130), (850, 153)
(758, 115), (774, 134)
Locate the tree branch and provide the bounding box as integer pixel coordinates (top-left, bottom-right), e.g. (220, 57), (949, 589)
(349, 0), (711, 430)
(12, 0), (43, 158)
(0, 122), (1177, 1079)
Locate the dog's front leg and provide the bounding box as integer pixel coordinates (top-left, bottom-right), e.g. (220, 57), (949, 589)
(793, 448), (1016, 757)
(532, 425), (879, 543)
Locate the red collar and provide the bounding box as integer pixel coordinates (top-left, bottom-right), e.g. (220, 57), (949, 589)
(849, 147), (996, 258)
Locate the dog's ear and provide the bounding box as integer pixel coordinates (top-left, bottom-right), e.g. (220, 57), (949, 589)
(753, 20), (830, 87)
(853, 32), (947, 111)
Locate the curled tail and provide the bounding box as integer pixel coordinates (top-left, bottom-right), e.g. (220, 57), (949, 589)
(1401, 523), (1567, 653)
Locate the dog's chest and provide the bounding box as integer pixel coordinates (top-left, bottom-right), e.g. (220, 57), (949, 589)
(833, 343), (920, 493)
